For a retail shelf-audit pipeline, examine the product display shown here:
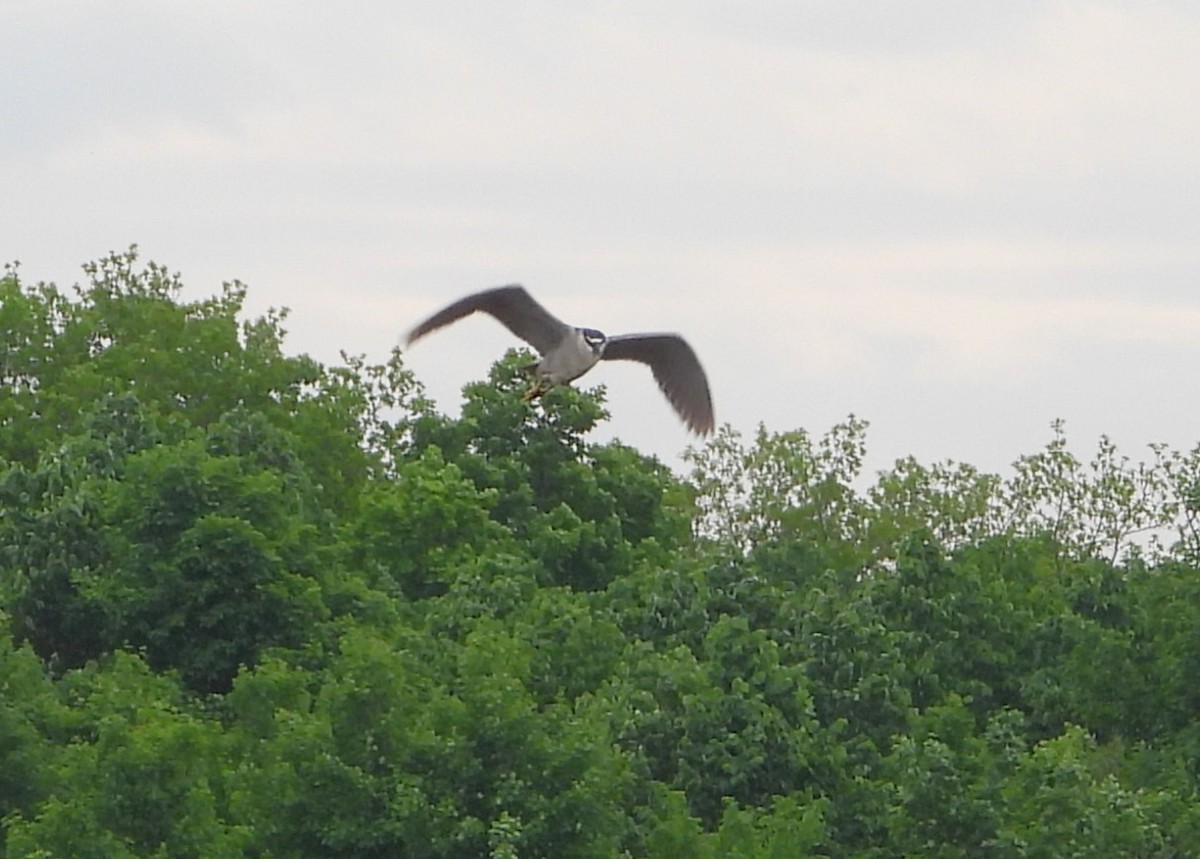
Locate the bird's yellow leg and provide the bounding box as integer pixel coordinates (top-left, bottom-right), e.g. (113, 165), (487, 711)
(522, 381), (549, 402)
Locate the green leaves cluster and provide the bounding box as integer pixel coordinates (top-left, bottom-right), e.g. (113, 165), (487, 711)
(3, 249), (1200, 856)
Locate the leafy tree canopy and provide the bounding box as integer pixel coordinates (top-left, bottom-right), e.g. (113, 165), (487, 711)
(4, 250), (1200, 856)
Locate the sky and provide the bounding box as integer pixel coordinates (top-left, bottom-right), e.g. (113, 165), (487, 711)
(5, 1), (1200, 478)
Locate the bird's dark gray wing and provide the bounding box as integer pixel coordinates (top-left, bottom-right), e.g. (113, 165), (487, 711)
(406, 285), (572, 355)
(602, 333), (715, 435)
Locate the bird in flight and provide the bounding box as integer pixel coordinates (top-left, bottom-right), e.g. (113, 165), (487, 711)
(406, 285), (714, 435)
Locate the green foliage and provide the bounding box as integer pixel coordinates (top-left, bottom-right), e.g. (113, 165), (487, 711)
(348, 446), (503, 599)
(688, 415), (1200, 568)
(992, 726), (1170, 857)
(6, 251), (1200, 857)
(1, 401), (330, 692)
(222, 626), (630, 857)
(0, 635), (66, 825)
(411, 351), (686, 590)
(4, 652), (248, 858)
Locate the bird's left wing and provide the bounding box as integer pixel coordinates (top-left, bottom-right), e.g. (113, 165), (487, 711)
(405, 285), (571, 355)
(602, 334), (715, 435)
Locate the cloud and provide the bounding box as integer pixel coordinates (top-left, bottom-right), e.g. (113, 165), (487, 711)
(5, 1), (1200, 469)
(657, 230), (1200, 388)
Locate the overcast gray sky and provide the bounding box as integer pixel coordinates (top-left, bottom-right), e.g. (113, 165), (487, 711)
(6, 1), (1200, 475)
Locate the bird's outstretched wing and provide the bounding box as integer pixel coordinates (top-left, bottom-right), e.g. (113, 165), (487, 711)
(406, 285), (572, 355)
(602, 333), (715, 435)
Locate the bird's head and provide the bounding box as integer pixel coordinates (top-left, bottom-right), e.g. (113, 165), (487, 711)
(579, 327), (608, 355)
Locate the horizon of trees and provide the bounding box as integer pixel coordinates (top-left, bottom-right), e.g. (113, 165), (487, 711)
(2, 248), (1200, 857)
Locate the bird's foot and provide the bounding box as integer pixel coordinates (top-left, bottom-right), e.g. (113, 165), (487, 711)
(522, 383), (547, 402)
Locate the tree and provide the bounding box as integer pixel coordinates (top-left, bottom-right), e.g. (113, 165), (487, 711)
(8, 251), (1200, 857)
(3, 653), (248, 858)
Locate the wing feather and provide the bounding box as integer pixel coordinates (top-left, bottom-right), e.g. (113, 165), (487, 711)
(602, 333), (715, 435)
(406, 285), (571, 355)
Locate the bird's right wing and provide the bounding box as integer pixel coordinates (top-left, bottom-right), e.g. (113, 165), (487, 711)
(405, 285), (572, 355)
(602, 333), (715, 435)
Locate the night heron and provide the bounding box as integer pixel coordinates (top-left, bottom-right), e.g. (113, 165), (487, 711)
(405, 285), (715, 435)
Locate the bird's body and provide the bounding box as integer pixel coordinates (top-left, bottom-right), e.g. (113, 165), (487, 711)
(532, 326), (606, 386)
(405, 285), (714, 435)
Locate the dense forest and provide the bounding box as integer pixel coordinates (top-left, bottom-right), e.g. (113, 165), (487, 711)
(3, 248), (1200, 857)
